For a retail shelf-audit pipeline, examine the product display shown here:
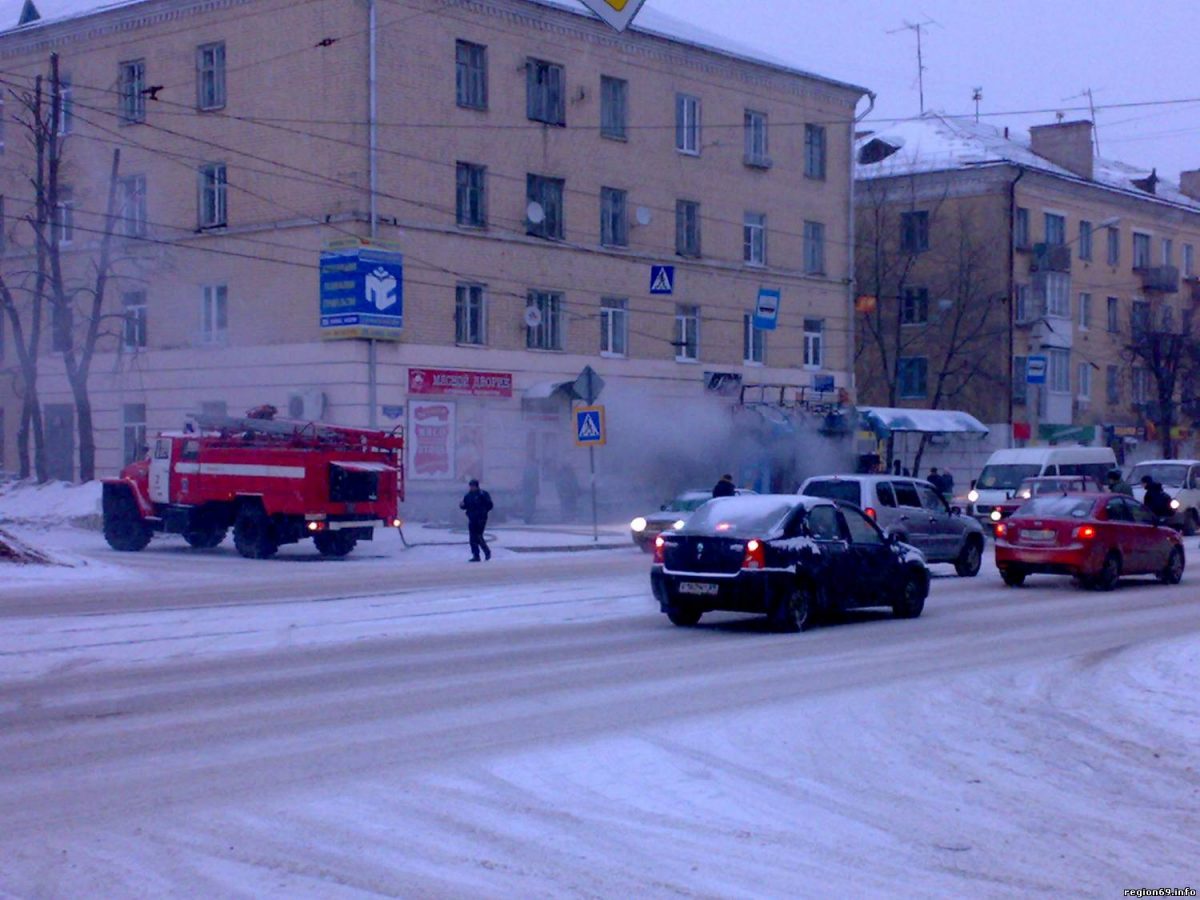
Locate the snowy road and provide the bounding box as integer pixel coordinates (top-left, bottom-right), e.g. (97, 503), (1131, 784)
(1, 529), (1199, 897)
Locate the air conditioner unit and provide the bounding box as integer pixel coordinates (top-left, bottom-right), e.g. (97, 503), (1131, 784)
(288, 389), (327, 421)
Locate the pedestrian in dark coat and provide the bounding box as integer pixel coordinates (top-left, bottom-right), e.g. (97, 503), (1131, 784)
(460, 478), (493, 562)
(1141, 475), (1173, 518)
(712, 473), (736, 498)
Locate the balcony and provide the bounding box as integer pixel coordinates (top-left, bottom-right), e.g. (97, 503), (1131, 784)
(1134, 264), (1179, 293)
(1030, 242), (1072, 273)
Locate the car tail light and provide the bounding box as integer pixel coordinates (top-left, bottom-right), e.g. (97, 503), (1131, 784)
(994, 522), (1008, 539)
(742, 539), (766, 570)
(1073, 525), (1096, 540)
(653, 535), (665, 564)
(864, 507), (876, 520)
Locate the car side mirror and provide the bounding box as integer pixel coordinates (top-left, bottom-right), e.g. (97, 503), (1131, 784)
(950, 505), (962, 516)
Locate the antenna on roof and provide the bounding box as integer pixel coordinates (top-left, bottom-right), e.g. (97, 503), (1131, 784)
(888, 19), (938, 115)
(1064, 87), (1102, 156)
(971, 87), (982, 123)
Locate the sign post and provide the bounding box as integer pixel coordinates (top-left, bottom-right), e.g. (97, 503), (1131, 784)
(577, 0), (649, 32)
(572, 366), (606, 541)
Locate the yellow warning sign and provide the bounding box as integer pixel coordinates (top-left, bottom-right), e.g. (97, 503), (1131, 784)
(578, 0), (647, 31)
(603, 0), (629, 8)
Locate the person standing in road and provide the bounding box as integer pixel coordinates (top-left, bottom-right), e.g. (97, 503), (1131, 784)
(712, 473), (736, 498)
(460, 478), (493, 562)
(1105, 468), (1134, 496)
(927, 467), (946, 497)
(1140, 475), (1173, 518)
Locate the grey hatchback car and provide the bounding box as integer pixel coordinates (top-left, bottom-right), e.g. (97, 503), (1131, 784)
(798, 474), (986, 577)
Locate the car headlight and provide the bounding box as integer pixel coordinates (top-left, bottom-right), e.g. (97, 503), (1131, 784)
(989, 510), (1001, 522)
(1019, 490), (1031, 500)
(967, 489), (979, 503)
(673, 519), (686, 530)
(630, 517), (647, 532)
(1170, 498), (1181, 510)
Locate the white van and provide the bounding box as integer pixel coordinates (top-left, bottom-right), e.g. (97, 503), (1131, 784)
(965, 446), (1117, 522)
(1129, 459), (1200, 535)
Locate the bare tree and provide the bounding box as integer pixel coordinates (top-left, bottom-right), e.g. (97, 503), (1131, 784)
(1126, 295), (1200, 459)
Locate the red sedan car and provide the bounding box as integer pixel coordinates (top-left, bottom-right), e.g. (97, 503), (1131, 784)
(995, 493), (1185, 590)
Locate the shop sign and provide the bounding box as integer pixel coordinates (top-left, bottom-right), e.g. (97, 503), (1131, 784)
(408, 368), (513, 398)
(408, 400), (456, 480)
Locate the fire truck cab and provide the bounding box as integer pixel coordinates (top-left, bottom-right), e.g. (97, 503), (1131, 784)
(102, 412), (404, 559)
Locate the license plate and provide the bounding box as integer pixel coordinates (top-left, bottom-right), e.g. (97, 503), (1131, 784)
(678, 581), (719, 596)
(1023, 529), (1055, 542)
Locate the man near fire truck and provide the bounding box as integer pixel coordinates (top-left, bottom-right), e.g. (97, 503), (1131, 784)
(460, 478), (493, 562)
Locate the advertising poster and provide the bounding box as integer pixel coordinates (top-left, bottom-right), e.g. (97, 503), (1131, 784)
(408, 400), (455, 480)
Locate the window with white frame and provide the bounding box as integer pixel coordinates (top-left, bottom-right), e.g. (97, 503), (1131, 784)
(600, 75), (627, 140)
(123, 403), (146, 466)
(675, 199), (700, 257)
(196, 42), (226, 110)
(744, 109), (768, 166)
(118, 174), (146, 237)
(898, 357), (927, 398)
(803, 318), (823, 369)
(1162, 237), (1173, 266)
(674, 304), (699, 361)
(1106, 296), (1119, 332)
(1015, 284), (1032, 323)
(1131, 299), (1150, 337)
(455, 282), (486, 345)
(675, 93), (700, 154)
(1044, 272), (1070, 317)
(1133, 232), (1151, 268)
(1132, 366), (1151, 404)
(1015, 207), (1030, 247)
(1078, 220), (1092, 260)
(1012, 356), (1027, 405)
(600, 297), (627, 357)
(456, 162), (486, 227)
(201, 283), (227, 343)
(743, 212), (765, 265)
(526, 58), (564, 125)
(1044, 212), (1066, 245)
(526, 289), (563, 350)
(57, 76), (73, 134)
(1078, 292), (1091, 329)
(456, 40), (487, 110)
(122, 291), (147, 349)
(55, 188), (74, 244)
(902, 287), (928, 325)
(197, 163), (226, 228)
(119, 59), (145, 124)
(526, 174), (563, 239)
(743, 312), (765, 365)
(803, 220), (825, 274)
(1047, 348), (1070, 394)
(1107, 225), (1120, 265)
(1076, 361), (1091, 401)
(804, 123), (826, 179)
(1106, 365), (1120, 406)
(600, 187), (627, 247)
(1186, 244), (1195, 278)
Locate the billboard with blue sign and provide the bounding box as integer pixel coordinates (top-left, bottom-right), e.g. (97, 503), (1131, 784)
(320, 239), (404, 340)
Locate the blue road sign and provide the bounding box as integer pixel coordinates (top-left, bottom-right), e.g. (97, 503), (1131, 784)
(753, 288), (781, 331)
(650, 265), (675, 295)
(575, 406), (606, 446)
(1026, 355), (1048, 385)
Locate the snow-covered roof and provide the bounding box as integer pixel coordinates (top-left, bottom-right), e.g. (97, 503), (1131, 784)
(0, 0), (138, 31)
(859, 406), (990, 438)
(856, 112), (1200, 214)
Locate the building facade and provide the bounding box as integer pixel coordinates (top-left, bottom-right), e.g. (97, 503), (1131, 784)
(0, 0), (868, 513)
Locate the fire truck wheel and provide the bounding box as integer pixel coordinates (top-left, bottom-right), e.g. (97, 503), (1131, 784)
(233, 505), (279, 559)
(314, 531), (357, 557)
(104, 496), (152, 552)
(183, 527), (227, 549)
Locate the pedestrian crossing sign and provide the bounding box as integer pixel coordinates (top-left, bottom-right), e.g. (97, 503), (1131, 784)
(575, 405), (606, 446)
(650, 265), (675, 295)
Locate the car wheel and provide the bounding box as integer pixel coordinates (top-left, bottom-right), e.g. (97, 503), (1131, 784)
(183, 527), (227, 549)
(665, 604), (702, 627)
(954, 537), (983, 577)
(314, 531), (357, 558)
(104, 493), (152, 552)
(892, 567), (927, 619)
(1000, 566), (1026, 588)
(772, 583), (814, 633)
(233, 505), (279, 560)
(1092, 551), (1121, 592)
(1158, 546), (1185, 585)
(1183, 510), (1199, 537)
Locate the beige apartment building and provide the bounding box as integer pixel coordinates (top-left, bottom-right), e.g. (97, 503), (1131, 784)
(855, 114), (1200, 474)
(0, 0), (868, 513)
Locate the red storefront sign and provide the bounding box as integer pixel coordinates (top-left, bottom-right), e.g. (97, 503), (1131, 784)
(408, 367), (513, 398)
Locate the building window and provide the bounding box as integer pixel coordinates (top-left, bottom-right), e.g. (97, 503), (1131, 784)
(201, 283), (227, 343)
(600, 187), (627, 247)
(804, 123), (826, 179)
(1132, 367), (1151, 404)
(119, 59), (145, 124)
(744, 109), (768, 167)
(1078, 220), (1092, 260)
(456, 162), (486, 227)
(900, 210), (929, 253)
(1078, 292), (1091, 330)
(743, 212), (765, 265)
(1044, 212), (1066, 245)
(55, 189), (74, 244)
(1015, 284), (1032, 323)
(455, 40), (487, 110)
(600, 75), (627, 140)
(57, 76), (73, 134)
(1015, 207), (1030, 247)
(898, 357), (927, 398)
(526, 289), (563, 350)
(1013, 356), (1028, 405)
(803, 318), (823, 369)
(123, 403), (146, 466)
(526, 58), (564, 126)
(743, 312), (765, 365)
(1106, 365), (1120, 406)
(902, 287), (929, 325)
(455, 282), (486, 345)
(1133, 232), (1151, 268)
(526, 174), (564, 240)
(1107, 226), (1120, 265)
(122, 291), (147, 349)
(600, 297), (627, 357)
(1076, 361), (1091, 401)
(1044, 272), (1070, 318)
(51, 298), (71, 351)
(675, 200), (700, 257)
(196, 42), (226, 110)
(1047, 348), (1070, 394)
(197, 163), (227, 228)
(1106, 296), (1119, 332)
(1131, 299), (1150, 338)
(675, 93), (700, 154)
(1162, 237), (1173, 266)
(118, 174), (147, 237)
(674, 304), (699, 361)
(1185, 244), (1195, 278)
(803, 221), (825, 275)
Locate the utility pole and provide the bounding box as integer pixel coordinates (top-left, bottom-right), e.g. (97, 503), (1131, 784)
(972, 87), (983, 123)
(889, 19), (936, 115)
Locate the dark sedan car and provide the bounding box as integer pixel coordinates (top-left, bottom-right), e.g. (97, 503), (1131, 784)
(650, 494), (930, 632)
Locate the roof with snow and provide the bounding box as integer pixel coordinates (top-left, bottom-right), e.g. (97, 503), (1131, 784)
(856, 112), (1200, 214)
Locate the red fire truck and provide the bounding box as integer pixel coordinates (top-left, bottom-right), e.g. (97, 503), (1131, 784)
(102, 411), (404, 559)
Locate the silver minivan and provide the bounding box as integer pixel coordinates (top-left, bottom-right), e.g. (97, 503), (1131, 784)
(799, 474), (986, 577)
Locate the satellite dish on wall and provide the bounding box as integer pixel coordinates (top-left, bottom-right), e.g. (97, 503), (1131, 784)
(523, 305), (543, 328)
(634, 206), (652, 226)
(525, 201), (546, 225)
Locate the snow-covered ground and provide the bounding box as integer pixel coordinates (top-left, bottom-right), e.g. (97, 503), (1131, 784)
(1, 480), (1198, 897)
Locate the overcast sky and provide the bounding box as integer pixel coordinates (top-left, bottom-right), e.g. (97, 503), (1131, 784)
(617, 0), (1200, 181)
